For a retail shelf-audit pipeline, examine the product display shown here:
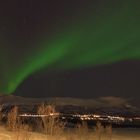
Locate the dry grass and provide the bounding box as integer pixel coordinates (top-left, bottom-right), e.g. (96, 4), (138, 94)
(74, 122), (90, 140)
(13, 124), (32, 140)
(65, 122), (112, 140)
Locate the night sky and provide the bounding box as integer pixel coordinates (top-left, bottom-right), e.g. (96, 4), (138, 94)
(0, 0), (140, 106)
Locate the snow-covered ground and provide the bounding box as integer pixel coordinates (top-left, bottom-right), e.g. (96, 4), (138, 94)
(0, 125), (139, 140)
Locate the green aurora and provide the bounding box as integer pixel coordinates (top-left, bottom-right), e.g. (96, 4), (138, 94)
(0, 1), (140, 94)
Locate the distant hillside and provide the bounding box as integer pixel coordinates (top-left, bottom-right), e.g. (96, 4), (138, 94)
(0, 95), (139, 116)
(0, 95), (136, 107)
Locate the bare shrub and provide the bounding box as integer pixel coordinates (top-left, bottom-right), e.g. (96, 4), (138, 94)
(105, 124), (112, 140)
(0, 104), (3, 122)
(95, 121), (104, 140)
(7, 106), (18, 131)
(37, 103), (65, 137)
